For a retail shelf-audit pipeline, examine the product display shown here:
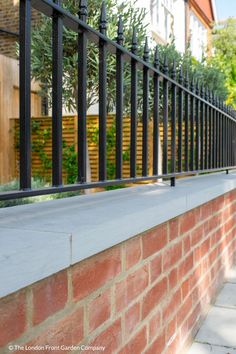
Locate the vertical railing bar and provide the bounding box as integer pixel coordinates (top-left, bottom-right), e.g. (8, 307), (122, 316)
(227, 109), (229, 167)
(153, 46), (160, 176)
(222, 105), (225, 167)
(115, 16), (124, 179)
(204, 89), (209, 170)
(99, 2), (107, 181)
(219, 110), (223, 167)
(184, 71), (189, 172)
(195, 82), (200, 170)
(190, 80), (195, 171)
(78, 0), (88, 183)
(171, 61), (176, 186)
(200, 86), (204, 170)
(52, 0), (63, 187)
(230, 117), (232, 166)
(163, 57), (169, 175)
(208, 92), (212, 169)
(178, 67), (183, 173)
(213, 103), (216, 169)
(130, 29), (137, 178)
(142, 38), (149, 177)
(216, 99), (219, 168)
(19, 0), (31, 190)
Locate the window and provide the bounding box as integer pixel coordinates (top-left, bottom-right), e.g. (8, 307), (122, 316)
(150, 0), (160, 29)
(189, 11), (207, 61)
(150, 0), (174, 42)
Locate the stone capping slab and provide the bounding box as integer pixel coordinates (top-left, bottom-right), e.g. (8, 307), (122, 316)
(0, 171), (236, 298)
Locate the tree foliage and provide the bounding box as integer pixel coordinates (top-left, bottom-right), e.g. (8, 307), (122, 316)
(31, 0), (148, 112)
(209, 18), (236, 108)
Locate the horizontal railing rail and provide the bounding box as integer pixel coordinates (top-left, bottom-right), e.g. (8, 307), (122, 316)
(0, 0), (236, 201)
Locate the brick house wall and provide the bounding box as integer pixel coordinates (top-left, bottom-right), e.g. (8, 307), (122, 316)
(0, 0), (40, 58)
(0, 189), (236, 354)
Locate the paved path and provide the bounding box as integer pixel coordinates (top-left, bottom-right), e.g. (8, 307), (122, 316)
(187, 267), (236, 354)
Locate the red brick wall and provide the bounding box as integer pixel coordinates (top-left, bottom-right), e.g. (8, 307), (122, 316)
(0, 0), (40, 58)
(1, 190), (236, 354)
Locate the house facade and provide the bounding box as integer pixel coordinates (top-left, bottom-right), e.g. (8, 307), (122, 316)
(135, 0), (217, 61)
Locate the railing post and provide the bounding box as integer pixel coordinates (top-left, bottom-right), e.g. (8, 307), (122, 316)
(204, 88), (209, 170)
(163, 55), (169, 175)
(78, 0), (88, 183)
(130, 28), (138, 178)
(178, 66), (183, 173)
(142, 37), (149, 177)
(99, 1), (107, 181)
(171, 60), (176, 187)
(190, 78), (195, 171)
(184, 69), (189, 172)
(116, 16), (124, 180)
(52, 0), (63, 187)
(195, 81), (200, 170)
(19, 0), (31, 190)
(153, 46), (160, 176)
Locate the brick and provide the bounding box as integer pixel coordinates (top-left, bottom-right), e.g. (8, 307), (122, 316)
(169, 218), (179, 241)
(166, 332), (180, 354)
(26, 307), (84, 353)
(191, 224), (204, 247)
(72, 247), (121, 301)
(183, 234), (191, 254)
(118, 326), (147, 354)
(88, 288), (111, 332)
(212, 195), (225, 213)
(187, 303), (201, 332)
(181, 278), (190, 300)
(149, 310), (161, 342)
(89, 318), (122, 354)
(162, 289), (181, 323)
(125, 236), (142, 270)
(150, 253), (162, 283)
(115, 265), (148, 312)
(142, 277), (167, 319)
(178, 253), (193, 280)
(200, 238), (210, 258)
(124, 302), (140, 336)
(142, 224), (167, 259)
(0, 291), (26, 347)
(144, 332), (165, 354)
(165, 316), (176, 345)
(180, 210), (198, 234)
(163, 241), (182, 272)
(177, 296), (192, 326)
(32, 271), (68, 325)
(200, 202), (212, 220)
(168, 268), (178, 289)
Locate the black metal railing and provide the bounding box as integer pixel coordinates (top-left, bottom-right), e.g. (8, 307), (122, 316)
(1, 0), (236, 201)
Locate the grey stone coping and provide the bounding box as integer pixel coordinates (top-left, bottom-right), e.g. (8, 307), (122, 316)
(0, 171), (236, 298)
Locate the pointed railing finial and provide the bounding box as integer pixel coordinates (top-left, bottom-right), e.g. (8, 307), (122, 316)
(201, 84), (204, 98)
(154, 45), (159, 69)
(185, 68), (189, 88)
(117, 16), (124, 45)
(179, 65), (183, 84)
(163, 54), (168, 75)
(205, 87), (209, 101)
(99, 1), (107, 35)
(190, 77), (194, 92)
(131, 27), (138, 55)
(172, 60), (176, 80)
(79, 0), (88, 21)
(143, 37), (149, 62)
(196, 80), (200, 95)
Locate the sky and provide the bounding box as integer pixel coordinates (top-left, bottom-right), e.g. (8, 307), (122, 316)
(215, 0), (236, 21)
